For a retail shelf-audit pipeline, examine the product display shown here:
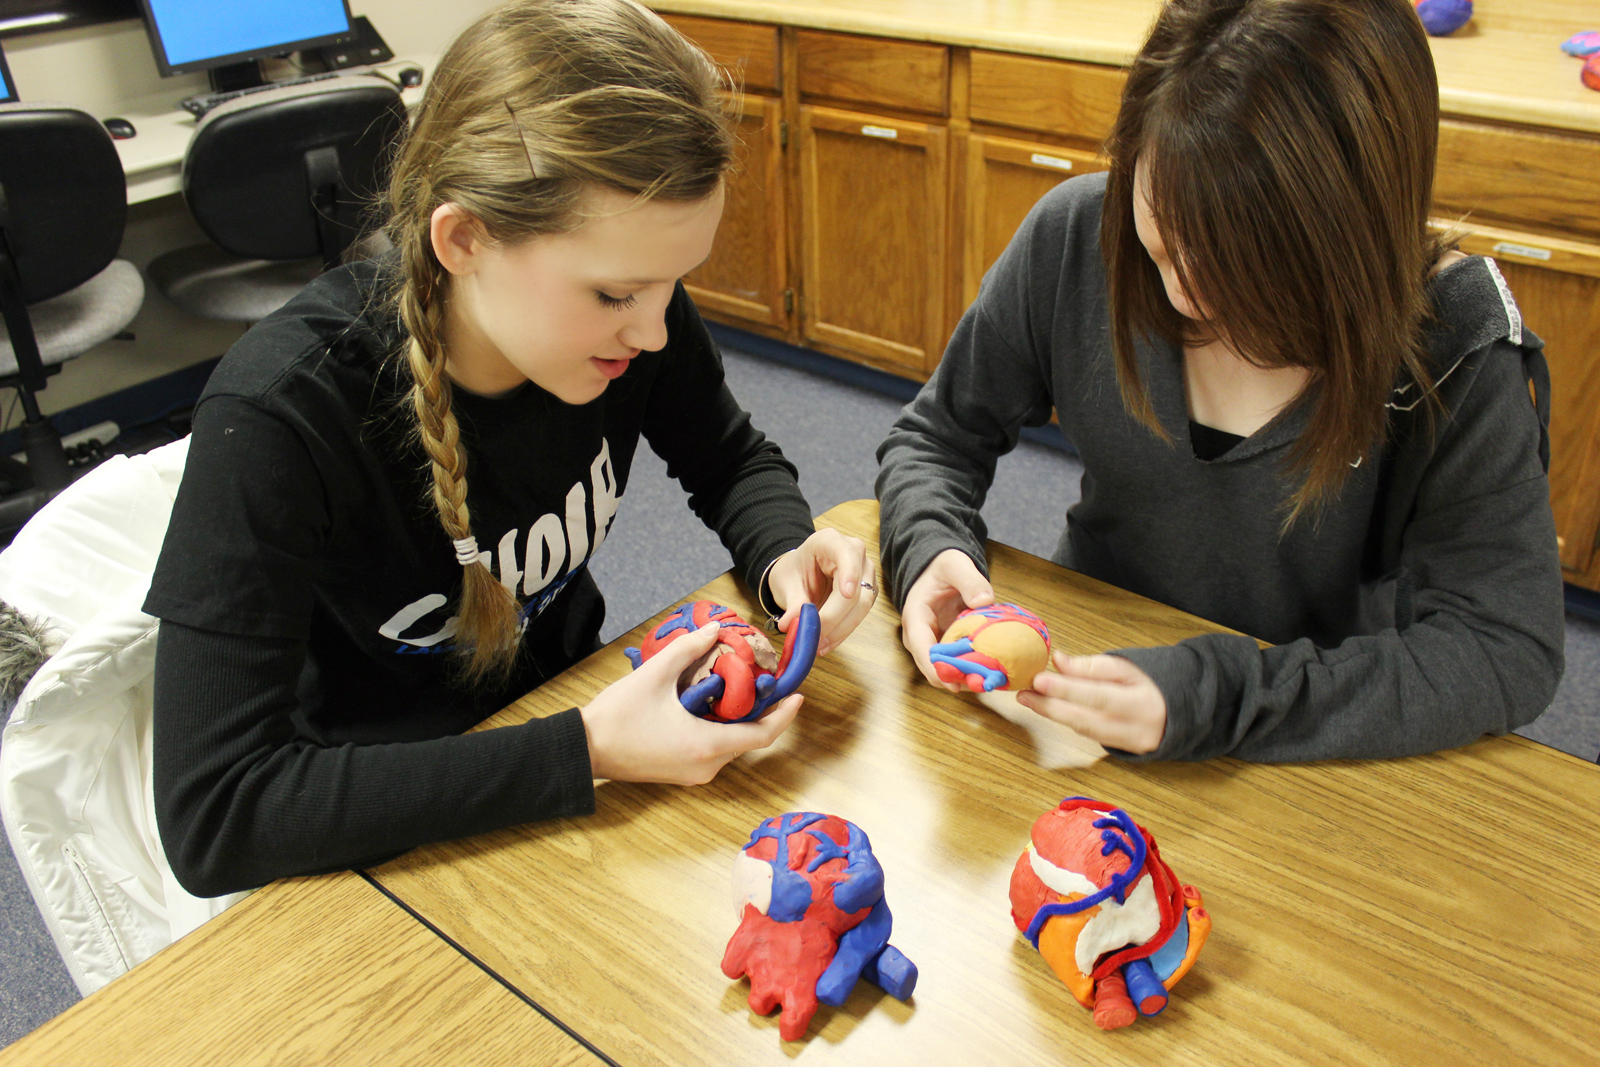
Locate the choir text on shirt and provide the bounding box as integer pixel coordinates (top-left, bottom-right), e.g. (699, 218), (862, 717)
(378, 439), (620, 649)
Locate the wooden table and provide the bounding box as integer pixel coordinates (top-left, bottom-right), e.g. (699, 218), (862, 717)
(4, 499), (1592, 1064)
(0, 871), (598, 1066)
(368, 500), (1600, 1067)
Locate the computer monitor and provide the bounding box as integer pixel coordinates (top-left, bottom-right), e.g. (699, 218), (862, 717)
(137, 0), (354, 89)
(0, 40), (17, 103)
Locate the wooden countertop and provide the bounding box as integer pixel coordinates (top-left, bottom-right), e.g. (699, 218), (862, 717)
(649, 0), (1600, 135)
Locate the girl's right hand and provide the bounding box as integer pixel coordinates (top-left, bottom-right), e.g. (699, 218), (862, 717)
(900, 548), (996, 691)
(581, 622), (802, 785)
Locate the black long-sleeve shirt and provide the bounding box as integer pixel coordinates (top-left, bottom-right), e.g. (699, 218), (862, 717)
(145, 260), (816, 896)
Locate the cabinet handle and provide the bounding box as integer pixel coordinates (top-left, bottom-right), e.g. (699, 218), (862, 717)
(1030, 152), (1073, 171)
(861, 125), (899, 140)
(1492, 240), (1553, 262)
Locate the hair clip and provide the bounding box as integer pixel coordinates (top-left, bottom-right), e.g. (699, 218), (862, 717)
(503, 100), (541, 179)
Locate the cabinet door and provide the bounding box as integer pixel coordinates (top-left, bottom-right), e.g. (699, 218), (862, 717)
(1448, 220), (1600, 585)
(798, 105), (948, 375)
(682, 93), (788, 331)
(963, 134), (1108, 312)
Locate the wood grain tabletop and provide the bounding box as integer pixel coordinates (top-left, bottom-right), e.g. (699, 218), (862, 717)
(0, 871), (599, 1067)
(370, 500), (1600, 1067)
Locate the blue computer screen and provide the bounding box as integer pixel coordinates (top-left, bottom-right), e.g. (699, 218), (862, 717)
(0, 41), (15, 103)
(147, 0), (349, 67)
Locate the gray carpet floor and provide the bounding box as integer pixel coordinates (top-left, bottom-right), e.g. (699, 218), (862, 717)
(3, 336), (1596, 1047)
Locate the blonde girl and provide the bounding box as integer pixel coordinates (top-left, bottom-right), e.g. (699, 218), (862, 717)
(145, 0), (875, 896)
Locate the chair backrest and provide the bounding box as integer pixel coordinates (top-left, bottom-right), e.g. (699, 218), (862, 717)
(183, 77), (406, 268)
(0, 103), (126, 305)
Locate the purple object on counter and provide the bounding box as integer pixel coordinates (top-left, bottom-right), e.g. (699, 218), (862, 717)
(1563, 31), (1600, 58)
(1415, 0), (1471, 37)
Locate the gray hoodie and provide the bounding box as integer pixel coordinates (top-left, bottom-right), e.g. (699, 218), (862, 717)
(876, 172), (1565, 762)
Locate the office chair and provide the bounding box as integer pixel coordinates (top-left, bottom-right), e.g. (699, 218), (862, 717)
(0, 103), (145, 537)
(148, 76), (406, 323)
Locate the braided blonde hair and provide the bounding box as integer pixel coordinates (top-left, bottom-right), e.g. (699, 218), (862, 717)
(385, 0), (734, 686)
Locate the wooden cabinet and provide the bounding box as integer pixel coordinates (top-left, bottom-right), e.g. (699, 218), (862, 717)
(962, 135), (1107, 308)
(661, 14), (789, 333)
(658, 13), (781, 93)
(798, 105), (949, 374)
(683, 93), (789, 330)
(1429, 106), (1600, 588)
(657, 9), (1600, 591)
(796, 30), (948, 116)
(1443, 219), (1600, 585)
(1435, 118), (1600, 239)
(1431, 115), (1600, 583)
(969, 51), (1124, 144)
(960, 52), (1120, 325)
(791, 31), (953, 375)
(1515, 261), (1600, 583)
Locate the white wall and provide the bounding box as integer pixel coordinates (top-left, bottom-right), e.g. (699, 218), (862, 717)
(3, 1), (498, 416)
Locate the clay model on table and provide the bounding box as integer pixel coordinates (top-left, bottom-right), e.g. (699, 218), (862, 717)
(1561, 31), (1600, 57)
(1559, 31), (1600, 91)
(930, 603), (1051, 693)
(1414, 0), (1471, 36)
(722, 812), (918, 1042)
(1009, 797), (1211, 1031)
(624, 600), (819, 722)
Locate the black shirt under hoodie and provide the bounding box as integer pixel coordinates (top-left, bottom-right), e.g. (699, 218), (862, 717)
(144, 259), (816, 896)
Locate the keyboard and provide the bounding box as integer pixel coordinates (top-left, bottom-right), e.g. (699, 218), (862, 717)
(178, 71), (346, 120)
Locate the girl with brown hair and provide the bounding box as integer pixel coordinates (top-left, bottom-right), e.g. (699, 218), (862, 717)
(877, 0), (1565, 761)
(143, 0), (876, 897)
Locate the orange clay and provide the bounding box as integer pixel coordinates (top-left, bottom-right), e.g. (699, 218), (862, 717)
(1161, 886), (1212, 991)
(939, 612), (1050, 691)
(1036, 902), (1098, 1009)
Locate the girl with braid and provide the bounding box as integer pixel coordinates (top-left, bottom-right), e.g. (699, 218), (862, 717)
(144, 0), (875, 897)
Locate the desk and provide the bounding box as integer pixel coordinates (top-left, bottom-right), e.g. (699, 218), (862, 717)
(109, 56), (434, 204)
(370, 499), (1600, 1067)
(0, 871), (598, 1066)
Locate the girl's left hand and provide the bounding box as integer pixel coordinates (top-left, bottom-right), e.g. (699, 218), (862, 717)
(767, 529), (878, 656)
(1016, 651), (1168, 754)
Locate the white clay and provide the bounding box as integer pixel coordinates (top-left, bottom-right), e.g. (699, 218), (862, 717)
(731, 849), (774, 918)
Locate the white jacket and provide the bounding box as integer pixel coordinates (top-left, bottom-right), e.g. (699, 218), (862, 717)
(0, 437), (248, 996)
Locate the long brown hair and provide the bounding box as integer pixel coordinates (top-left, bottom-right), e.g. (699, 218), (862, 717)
(1102, 0), (1450, 526)
(385, 0), (734, 685)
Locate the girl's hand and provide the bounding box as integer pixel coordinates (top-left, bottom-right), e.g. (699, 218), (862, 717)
(900, 548), (995, 691)
(767, 529), (877, 656)
(582, 622), (802, 785)
(1016, 651), (1167, 754)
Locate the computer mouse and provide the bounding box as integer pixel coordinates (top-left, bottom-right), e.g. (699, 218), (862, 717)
(103, 117), (136, 140)
(397, 67), (423, 88)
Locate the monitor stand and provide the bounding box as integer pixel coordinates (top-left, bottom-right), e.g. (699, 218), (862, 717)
(208, 60), (268, 93)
